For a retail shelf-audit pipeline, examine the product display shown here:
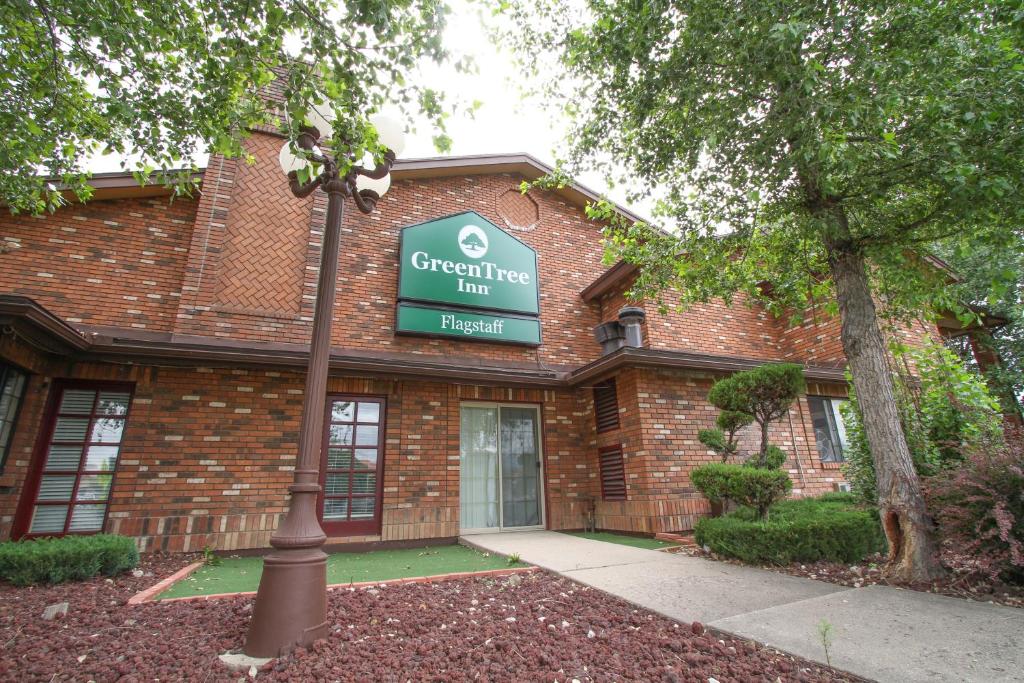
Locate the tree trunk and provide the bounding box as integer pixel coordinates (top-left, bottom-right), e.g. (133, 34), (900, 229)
(827, 239), (946, 582)
(757, 419), (770, 467)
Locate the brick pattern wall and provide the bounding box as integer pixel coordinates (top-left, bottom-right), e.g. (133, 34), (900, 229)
(617, 368), (849, 532)
(212, 134), (311, 315)
(0, 196), (196, 332)
(168, 132), (612, 368)
(0, 347), (599, 550)
(645, 292), (783, 359)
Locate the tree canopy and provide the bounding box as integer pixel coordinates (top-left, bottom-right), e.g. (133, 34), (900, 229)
(936, 235), (1024, 417)
(1, 0), (456, 214)
(504, 0), (1024, 582)
(505, 0), (1023, 324)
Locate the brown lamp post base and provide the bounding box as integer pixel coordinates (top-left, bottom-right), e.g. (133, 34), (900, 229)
(243, 546), (329, 657)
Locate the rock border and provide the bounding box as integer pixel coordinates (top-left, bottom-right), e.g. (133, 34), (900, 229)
(129, 564), (537, 604)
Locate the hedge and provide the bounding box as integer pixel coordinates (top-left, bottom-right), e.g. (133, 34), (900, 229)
(694, 495), (885, 565)
(0, 534), (139, 586)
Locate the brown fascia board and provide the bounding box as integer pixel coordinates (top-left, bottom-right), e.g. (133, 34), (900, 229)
(32, 153), (647, 226)
(391, 153), (650, 225)
(568, 346), (848, 386)
(77, 327), (567, 388)
(55, 169), (206, 204)
(580, 261), (638, 303)
(0, 295), (90, 354)
(935, 307), (1009, 338)
(0, 296), (848, 388)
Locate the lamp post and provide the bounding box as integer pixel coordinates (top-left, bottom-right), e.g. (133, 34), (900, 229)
(244, 106), (405, 658)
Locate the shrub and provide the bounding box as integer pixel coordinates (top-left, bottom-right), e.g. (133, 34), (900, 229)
(691, 462), (733, 503)
(842, 342), (1003, 504)
(695, 496), (886, 564)
(0, 534), (139, 586)
(691, 462), (792, 519)
(744, 445), (787, 470)
(925, 429), (1024, 583)
(707, 363), (805, 467)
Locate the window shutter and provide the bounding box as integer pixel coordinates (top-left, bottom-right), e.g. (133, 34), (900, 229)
(593, 379), (620, 433)
(598, 445), (626, 500)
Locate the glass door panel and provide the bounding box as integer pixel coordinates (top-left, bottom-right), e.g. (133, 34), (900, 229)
(500, 407), (541, 527)
(460, 404), (542, 533)
(459, 406), (499, 531)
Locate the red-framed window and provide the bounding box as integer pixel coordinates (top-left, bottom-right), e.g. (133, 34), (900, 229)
(20, 381), (134, 537)
(598, 444), (626, 501)
(318, 396), (385, 536)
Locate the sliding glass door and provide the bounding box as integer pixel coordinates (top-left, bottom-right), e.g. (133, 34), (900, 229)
(459, 403), (543, 533)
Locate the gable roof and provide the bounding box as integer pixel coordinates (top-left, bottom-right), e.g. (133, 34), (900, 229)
(42, 153), (648, 226)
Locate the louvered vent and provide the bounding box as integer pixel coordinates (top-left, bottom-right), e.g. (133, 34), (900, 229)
(599, 445), (626, 501)
(593, 379), (620, 433)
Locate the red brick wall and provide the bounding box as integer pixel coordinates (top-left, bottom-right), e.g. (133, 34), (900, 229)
(0, 349), (598, 550)
(171, 131), (612, 367)
(579, 368), (851, 535)
(0, 196), (197, 332)
(645, 292), (783, 360)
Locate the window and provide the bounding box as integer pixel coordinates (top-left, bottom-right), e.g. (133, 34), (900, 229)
(320, 397), (385, 535)
(598, 444), (626, 500)
(25, 383), (133, 536)
(0, 363), (28, 471)
(808, 396), (849, 463)
(593, 379), (620, 433)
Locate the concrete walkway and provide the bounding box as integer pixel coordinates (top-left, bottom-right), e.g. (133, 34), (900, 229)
(462, 531), (1024, 682)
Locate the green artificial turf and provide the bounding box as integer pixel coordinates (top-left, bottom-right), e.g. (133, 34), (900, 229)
(157, 544), (528, 598)
(157, 544), (525, 600)
(564, 531), (678, 550)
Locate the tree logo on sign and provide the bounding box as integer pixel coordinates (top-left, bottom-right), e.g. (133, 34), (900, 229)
(458, 224), (489, 258)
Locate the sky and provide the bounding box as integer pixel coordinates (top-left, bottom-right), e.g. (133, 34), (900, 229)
(87, 0), (649, 219)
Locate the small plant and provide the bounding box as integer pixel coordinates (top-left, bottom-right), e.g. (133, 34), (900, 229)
(925, 428), (1024, 583)
(202, 545), (223, 567)
(694, 495), (885, 564)
(817, 619), (834, 667)
(507, 552), (521, 565)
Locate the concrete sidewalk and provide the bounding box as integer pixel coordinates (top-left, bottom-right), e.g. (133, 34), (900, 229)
(463, 531), (1024, 682)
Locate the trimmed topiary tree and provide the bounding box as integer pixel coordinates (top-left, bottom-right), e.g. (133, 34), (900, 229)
(706, 363), (806, 467)
(698, 409), (754, 462)
(690, 462), (792, 521)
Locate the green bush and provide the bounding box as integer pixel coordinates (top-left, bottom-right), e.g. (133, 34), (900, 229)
(691, 462), (792, 519)
(690, 462), (736, 503)
(842, 342), (1003, 505)
(0, 534), (139, 586)
(695, 496), (886, 565)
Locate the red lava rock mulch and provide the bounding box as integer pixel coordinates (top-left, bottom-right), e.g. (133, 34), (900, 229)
(677, 545), (1024, 609)
(1, 553), (856, 681)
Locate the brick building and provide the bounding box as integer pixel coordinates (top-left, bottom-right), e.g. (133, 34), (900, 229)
(0, 129), (940, 552)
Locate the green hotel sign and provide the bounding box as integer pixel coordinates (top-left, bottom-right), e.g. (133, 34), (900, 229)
(396, 304), (541, 345)
(396, 211), (541, 345)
